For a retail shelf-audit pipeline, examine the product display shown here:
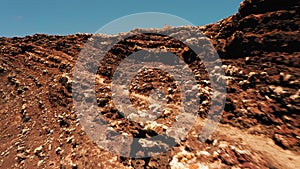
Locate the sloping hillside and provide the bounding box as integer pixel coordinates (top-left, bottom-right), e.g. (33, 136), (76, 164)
(0, 0), (299, 168)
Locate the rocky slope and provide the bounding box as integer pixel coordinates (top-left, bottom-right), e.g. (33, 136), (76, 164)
(0, 0), (299, 168)
(199, 0), (300, 152)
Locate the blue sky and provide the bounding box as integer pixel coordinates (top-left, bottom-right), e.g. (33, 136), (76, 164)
(0, 0), (242, 37)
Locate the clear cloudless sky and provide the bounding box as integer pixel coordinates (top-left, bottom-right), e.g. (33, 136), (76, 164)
(0, 0), (243, 37)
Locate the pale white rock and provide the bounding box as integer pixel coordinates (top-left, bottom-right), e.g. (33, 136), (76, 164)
(249, 72), (256, 78)
(192, 85), (198, 91)
(199, 151), (210, 156)
(273, 86), (285, 95)
(37, 160), (43, 167)
(218, 141), (228, 148)
(290, 90), (300, 101)
(34, 146), (43, 154)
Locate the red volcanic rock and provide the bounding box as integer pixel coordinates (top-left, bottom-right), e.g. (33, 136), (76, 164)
(238, 0), (299, 17)
(201, 0), (300, 59)
(0, 0), (299, 168)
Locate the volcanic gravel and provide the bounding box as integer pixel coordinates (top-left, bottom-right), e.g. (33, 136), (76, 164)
(0, 0), (299, 168)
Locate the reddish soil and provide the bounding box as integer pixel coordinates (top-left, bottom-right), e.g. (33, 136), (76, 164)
(0, 0), (299, 168)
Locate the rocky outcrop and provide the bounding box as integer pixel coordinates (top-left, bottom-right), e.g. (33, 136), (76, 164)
(201, 0), (300, 58)
(0, 0), (299, 168)
(199, 0), (300, 153)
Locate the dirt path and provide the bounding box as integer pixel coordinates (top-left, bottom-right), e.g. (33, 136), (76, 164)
(214, 124), (300, 169)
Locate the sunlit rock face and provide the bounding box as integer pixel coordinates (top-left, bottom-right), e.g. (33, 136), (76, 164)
(0, 0), (299, 168)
